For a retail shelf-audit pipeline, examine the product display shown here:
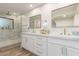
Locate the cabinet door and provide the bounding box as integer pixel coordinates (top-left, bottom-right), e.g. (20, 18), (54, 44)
(33, 36), (47, 56)
(22, 35), (33, 52)
(48, 43), (62, 56)
(21, 35), (27, 48)
(26, 36), (33, 52)
(67, 48), (79, 56)
(21, 37), (26, 48)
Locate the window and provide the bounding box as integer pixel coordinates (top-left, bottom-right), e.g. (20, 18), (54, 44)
(0, 17), (14, 30)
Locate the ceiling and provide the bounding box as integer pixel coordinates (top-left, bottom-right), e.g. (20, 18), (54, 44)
(0, 3), (44, 15)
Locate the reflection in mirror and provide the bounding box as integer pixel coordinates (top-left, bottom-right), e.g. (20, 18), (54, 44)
(29, 14), (41, 29)
(52, 3), (79, 27)
(0, 17), (14, 30)
(52, 20), (56, 27)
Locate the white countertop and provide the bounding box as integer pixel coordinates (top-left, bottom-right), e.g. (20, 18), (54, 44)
(25, 32), (79, 40)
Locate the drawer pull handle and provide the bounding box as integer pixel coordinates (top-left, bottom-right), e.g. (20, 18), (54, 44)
(34, 46), (43, 50)
(36, 50), (42, 54)
(35, 43), (42, 46)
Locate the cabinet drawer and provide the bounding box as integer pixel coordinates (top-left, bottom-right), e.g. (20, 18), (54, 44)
(33, 40), (42, 43)
(22, 35), (27, 38)
(34, 38), (42, 42)
(34, 42), (43, 47)
(33, 39), (43, 46)
(33, 40), (43, 47)
(35, 50), (43, 55)
(34, 46), (43, 55)
(34, 45), (43, 50)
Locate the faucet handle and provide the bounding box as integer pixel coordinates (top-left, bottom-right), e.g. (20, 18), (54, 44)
(60, 33), (63, 35)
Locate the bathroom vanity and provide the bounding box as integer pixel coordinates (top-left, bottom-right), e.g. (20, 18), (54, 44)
(21, 32), (79, 56)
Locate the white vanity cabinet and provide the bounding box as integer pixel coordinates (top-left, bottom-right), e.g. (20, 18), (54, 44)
(48, 42), (79, 56)
(47, 37), (68, 56)
(22, 35), (33, 52)
(48, 42), (67, 56)
(22, 33), (79, 56)
(48, 43), (63, 56)
(33, 36), (47, 56)
(22, 34), (47, 56)
(47, 36), (79, 56)
(67, 47), (79, 56)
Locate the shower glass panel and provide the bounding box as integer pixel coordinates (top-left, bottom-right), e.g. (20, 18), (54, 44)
(0, 17), (14, 42)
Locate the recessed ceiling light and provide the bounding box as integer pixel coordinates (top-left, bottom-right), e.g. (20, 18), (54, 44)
(30, 4), (33, 7)
(13, 12), (16, 15)
(63, 14), (66, 17)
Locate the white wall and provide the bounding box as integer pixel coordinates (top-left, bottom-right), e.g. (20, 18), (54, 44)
(74, 4), (79, 26)
(55, 18), (74, 27)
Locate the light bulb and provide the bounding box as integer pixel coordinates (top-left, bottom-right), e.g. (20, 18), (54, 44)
(30, 4), (33, 7)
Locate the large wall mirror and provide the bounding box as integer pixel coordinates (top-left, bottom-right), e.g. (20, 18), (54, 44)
(29, 14), (41, 29)
(0, 17), (14, 30)
(52, 3), (79, 27)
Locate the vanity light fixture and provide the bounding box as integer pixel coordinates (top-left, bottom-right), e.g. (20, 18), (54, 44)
(30, 4), (33, 7)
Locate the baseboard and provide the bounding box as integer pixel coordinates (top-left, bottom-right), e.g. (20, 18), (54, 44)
(0, 39), (21, 47)
(0, 43), (21, 51)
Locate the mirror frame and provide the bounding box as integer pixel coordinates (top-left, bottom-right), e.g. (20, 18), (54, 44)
(29, 14), (41, 29)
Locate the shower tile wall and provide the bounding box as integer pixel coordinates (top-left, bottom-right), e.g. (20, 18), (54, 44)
(0, 15), (21, 42)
